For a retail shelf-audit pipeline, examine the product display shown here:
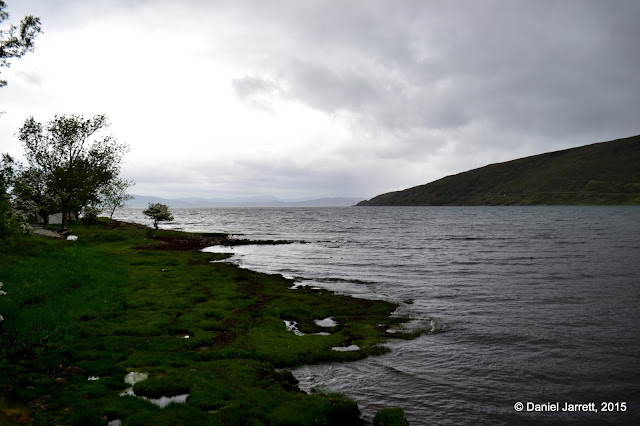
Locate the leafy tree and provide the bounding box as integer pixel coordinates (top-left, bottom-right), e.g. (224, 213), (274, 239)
(101, 177), (134, 219)
(18, 114), (129, 228)
(12, 166), (58, 225)
(0, 153), (16, 240)
(143, 203), (174, 229)
(0, 153), (31, 242)
(0, 0), (42, 88)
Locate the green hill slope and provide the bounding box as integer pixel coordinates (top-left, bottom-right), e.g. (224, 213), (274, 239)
(358, 134), (640, 206)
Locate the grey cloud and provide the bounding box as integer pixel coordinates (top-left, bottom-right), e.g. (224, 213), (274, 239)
(232, 75), (281, 100)
(9, 0), (640, 200)
(231, 75), (284, 111)
(281, 61), (380, 112)
(238, 0), (640, 150)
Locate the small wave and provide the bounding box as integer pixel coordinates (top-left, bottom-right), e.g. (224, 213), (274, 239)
(315, 277), (376, 285)
(434, 236), (516, 241)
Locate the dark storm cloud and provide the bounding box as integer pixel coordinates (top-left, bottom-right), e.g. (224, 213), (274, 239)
(241, 0), (640, 147)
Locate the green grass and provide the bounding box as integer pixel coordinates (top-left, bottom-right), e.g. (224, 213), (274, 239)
(0, 220), (417, 425)
(358, 134), (640, 206)
(373, 407), (410, 426)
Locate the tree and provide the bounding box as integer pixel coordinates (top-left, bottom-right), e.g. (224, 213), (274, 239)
(12, 166), (58, 225)
(0, 1), (42, 88)
(101, 177), (134, 219)
(0, 153), (31, 242)
(0, 153), (16, 240)
(143, 203), (174, 229)
(18, 114), (129, 228)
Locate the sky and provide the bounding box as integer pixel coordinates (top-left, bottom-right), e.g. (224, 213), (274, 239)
(1, 0), (639, 200)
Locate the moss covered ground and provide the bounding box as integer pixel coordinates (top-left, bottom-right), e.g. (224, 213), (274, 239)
(0, 220), (416, 425)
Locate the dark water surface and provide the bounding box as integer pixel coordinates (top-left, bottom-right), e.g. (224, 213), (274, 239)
(115, 206), (640, 425)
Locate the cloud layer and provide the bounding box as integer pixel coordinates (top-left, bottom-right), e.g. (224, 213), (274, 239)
(2, 0), (639, 198)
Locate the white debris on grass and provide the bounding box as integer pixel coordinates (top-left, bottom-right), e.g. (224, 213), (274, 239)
(67, 235), (78, 241)
(88, 376), (100, 381)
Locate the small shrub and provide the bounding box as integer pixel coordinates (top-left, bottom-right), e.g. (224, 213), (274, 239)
(373, 407), (409, 426)
(81, 206), (101, 225)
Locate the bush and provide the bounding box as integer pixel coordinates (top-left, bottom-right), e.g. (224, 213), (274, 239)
(81, 206), (101, 225)
(373, 407), (409, 426)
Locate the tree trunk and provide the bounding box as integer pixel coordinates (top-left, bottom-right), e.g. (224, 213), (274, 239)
(61, 201), (69, 228)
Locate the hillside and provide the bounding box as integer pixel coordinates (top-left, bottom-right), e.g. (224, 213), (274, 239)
(129, 195), (364, 208)
(358, 135), (640, 206)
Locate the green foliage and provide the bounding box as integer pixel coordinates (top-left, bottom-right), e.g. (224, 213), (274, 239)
(18, 114), (129, 227)
(359, 134), (640, 206)
(0, 221), (420, 424)
(373, 407), (410, 426)
(0, 153), (30, 243)
(0, 153), (16, 240)
(101, 177), (134, 218)
(0, 1), (42, 88)
(81, 205), (101, 225)
(12, 166), (58, 225)
(143, 203), (174, 229)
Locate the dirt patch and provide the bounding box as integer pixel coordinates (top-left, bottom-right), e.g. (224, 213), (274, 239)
(33, 228), (64, 239)
(107, 220), (152, 231)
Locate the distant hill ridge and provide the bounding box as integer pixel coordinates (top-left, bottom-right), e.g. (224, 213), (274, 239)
(358, 134), (640, 206)
(129, 195), (364, 208)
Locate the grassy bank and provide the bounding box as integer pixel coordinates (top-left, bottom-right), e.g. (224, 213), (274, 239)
(0, 220), (420, 425)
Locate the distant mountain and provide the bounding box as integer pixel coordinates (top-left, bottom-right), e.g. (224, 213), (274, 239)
(358, 134), (640, 206)
(128, 195), (364, 208)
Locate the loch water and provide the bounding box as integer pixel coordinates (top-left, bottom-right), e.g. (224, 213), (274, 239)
(115, 206), (640, 425)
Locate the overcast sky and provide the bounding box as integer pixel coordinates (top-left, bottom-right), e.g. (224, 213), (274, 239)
(2, 0), (639, 199)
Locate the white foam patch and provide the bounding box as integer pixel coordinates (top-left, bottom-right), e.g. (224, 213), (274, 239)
(119, 371), (188, 408)
(314, 317), (337, 327)
(145, 394), (190, 408)
(332, 345), (360, 352)
(124, 371), (148, 386)
(284, 320), (305, 336)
